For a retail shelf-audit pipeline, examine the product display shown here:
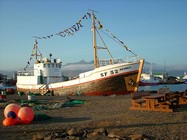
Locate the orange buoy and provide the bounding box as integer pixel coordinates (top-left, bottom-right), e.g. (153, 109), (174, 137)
(18, 107), (34, 124)
(2, 118), (17, 126)
(4, 104), (21, 119)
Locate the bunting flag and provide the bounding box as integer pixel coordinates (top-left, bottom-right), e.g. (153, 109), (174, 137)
(94, 16), (103, 29)
(24, 54), (33, 69)
(32, 11), (136, 56)
(97, 23), (137, 56)
(31, 48), (35, 55)
(107, 28), (137, 56)
(24, 41), (43, 70)
(33, 12), (91, 40)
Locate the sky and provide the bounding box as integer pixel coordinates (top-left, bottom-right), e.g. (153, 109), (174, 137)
(0, 0), (187, 71)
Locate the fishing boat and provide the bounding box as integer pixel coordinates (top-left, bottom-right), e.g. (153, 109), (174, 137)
(139, 73), (160, 86)
(17, 11), (144, 96)
(183, 72), (187, 84)
(139, 65), (159, 86)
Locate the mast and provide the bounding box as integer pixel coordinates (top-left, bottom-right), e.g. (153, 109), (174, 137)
(35, 40), (38, 60)
(33, 39), (42, 61)
(92, 11), (99, 68)
(35, 39), (38, 60)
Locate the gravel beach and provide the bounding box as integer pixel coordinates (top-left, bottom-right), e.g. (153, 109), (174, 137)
(0, 94), (187, 140)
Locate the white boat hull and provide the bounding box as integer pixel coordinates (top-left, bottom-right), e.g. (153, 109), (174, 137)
(17, 59), (144, 96)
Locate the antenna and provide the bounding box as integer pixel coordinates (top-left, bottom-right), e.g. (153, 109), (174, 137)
(49, 53), (52, 61)
(88, 9), (98, 13)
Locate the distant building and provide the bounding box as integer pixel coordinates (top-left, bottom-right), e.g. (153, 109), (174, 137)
(0, 74), (7, 83)
(13, 71), (17, 80)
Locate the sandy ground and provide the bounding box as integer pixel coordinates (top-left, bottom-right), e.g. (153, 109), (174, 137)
(0, 94), (187, 140)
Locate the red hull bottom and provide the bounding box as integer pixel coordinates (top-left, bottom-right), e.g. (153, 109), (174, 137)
(139, 82), (159, 86)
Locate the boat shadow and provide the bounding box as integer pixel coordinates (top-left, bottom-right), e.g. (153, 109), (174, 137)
(174, 104), (187, 112)
(33, 116), (91, 124)
(105, 121), (187, 130)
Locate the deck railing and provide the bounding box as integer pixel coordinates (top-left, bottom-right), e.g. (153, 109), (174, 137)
(17, 69), (37, 76)
(99, 56), (139, 66)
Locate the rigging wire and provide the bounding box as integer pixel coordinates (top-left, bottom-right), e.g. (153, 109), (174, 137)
(95, 28), (114, 62)
(94, 15), (137, 56)
(98, 28), (137, 56)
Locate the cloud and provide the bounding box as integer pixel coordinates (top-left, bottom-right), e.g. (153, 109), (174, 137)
(62, 64), (93, 71)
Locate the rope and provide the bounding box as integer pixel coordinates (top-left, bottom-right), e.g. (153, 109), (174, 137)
(94, 16), (137, 56)
(95, 28), (114, 61)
